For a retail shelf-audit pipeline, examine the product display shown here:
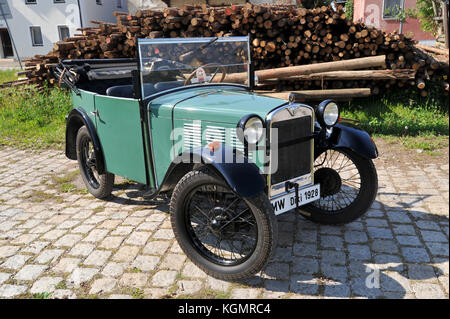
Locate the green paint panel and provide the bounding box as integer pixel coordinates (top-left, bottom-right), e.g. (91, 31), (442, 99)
(71, 90), (96, 124)
(94, 95), (147, 184)
(149, 112), (174, 187)
(173, 87), (285, 122)
(148, 86), (284, 185)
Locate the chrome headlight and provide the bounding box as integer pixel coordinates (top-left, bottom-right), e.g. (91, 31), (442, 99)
(317, 100), (340, 127)
(237, 114), (264, 145)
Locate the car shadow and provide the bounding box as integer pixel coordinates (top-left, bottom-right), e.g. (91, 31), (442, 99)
(251, 190), (448, 298)
(99, 182), (447, 298)
(102, 183), (170, 212)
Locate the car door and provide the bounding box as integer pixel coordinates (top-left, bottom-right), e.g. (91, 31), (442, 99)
(93, 95), (147, 184)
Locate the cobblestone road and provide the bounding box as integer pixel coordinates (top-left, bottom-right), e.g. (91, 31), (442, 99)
(0, 146), (448, 299)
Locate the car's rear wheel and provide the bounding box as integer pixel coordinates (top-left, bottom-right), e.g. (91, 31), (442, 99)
(76, 126), (114, 199)
(170, 167), (277, 281)
(299, 148), (378, 225)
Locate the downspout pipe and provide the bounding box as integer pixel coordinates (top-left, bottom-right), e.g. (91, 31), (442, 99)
(399, 0), (404, 34)
(77, 0), (83, 28)
(0, 1), (22, 69)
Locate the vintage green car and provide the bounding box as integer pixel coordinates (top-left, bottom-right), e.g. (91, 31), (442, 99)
(56, 36), (378, 280)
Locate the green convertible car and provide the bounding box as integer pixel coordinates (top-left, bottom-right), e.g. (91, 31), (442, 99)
(55, 36), (378, 280)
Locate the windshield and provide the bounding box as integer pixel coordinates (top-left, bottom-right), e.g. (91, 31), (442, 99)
(137, 37), (250, 98)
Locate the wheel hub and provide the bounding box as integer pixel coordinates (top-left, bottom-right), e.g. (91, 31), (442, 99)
(314, 167), (342, 197)
(208, 207), (234, 237)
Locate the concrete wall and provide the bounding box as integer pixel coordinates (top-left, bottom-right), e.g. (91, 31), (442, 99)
(353, 0), (435, 41)
(127, 0), (167, 14)
(80, 0), (128, 27)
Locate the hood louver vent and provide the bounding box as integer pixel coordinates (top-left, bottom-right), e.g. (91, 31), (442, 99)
(182, 122), (253, 160)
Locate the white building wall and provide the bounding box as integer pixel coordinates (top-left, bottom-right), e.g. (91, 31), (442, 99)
(0, 0), (81, 59)
(0, 0), (128, 59)
(79, 0), (128, 27)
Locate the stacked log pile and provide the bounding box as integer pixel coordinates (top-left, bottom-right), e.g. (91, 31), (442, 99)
(2, 3), (449, 98)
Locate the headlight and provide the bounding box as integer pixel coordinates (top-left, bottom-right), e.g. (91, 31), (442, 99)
(317, 100), (340, 127)
(237, 114), (264, 145)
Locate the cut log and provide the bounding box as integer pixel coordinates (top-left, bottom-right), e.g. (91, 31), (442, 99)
(4, 3), (444, 96)
(415, 44), (449, 56)
(258, 69), (416, 82)
(288, 88), (372, 102)
(223, 56), (386, 83)
(416, 79), (426, 89)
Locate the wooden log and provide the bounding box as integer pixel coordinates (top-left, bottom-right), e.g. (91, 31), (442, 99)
(416, 79), (426, 89)
(415, 44), (449, 56)
(223, 55), (386, 82)
(443, 82), (449, 91)
(259, 69), (416, 82)
(256, 88), (371, 101)
(288, 88), (372, 102)
(53, 41), (75, 51)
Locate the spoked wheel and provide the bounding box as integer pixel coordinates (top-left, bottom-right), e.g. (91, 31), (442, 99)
(170, 167), (277, 281)
(299, 148), (378, 225)
(76, 126), (114, 199)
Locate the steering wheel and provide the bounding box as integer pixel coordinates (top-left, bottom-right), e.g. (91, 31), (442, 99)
(184, 63), (227, 86)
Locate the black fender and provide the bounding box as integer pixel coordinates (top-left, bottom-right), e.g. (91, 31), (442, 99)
(317, 123), (378, 159)
(160, 145), (265, 198)
(65, 108), (106, 174)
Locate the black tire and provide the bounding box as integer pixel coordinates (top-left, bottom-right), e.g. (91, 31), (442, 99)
(76, 126), (114, 199)
(170, 167), (278, 281)
(299, 148), (378, 225)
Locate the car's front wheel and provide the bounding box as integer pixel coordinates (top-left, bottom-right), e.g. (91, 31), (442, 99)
(170, 167), (278, 281)
(299, 148), (378, 225)
(76, 126), (114, 199)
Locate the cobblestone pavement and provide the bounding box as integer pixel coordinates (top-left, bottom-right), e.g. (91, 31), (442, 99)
(0, 146), (448, 299)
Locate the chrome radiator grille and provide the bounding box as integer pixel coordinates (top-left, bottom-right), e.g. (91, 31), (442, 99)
(271, 116), (312, 185)
(268, 104), (314, 198)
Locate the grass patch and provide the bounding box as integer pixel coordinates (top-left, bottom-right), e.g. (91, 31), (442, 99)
(175, 288), (231, 299)
(131, 288), (145, 299)
(51, 170), (86, 194)
(32, 292), (53, 299)
(55, 281), (67, 290)
(0, 69), (18, 84)
(0, 85), (72, 148)
(0, 70), (447, 152)
(29, 190), (64, 203)
(342, 90), (449, 136)
(53, 170), (79, 184)
(60, 183), (77, 193)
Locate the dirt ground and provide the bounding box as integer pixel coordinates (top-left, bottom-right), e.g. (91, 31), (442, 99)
(373, 137), (449, 167)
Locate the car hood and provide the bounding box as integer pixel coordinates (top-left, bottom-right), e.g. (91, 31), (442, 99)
(149, 86), (286, 123)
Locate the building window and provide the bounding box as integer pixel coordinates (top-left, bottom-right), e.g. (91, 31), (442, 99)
(96, 0), (102, 5)
(0, 0), (12, 19)
(117, 0), (122, 8)
(25, 0), (37, 4)
(58, 26), (70, 41)
(30, 26), (43, 46)
(382, 0), (403, 19)
(54, 0), (65, 3)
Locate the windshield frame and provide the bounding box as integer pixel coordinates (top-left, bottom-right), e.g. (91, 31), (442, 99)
(137, 36), (251, 99)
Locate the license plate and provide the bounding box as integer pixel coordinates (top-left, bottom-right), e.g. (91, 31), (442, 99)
(271, 184), (320, 215)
